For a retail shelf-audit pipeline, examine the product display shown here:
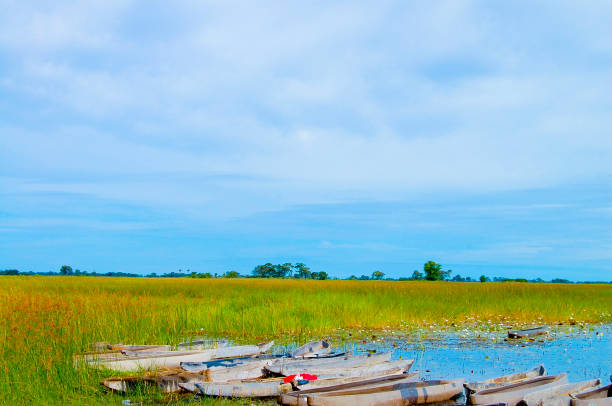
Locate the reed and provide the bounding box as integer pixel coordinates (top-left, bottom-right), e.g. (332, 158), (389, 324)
(1, 276), (610, 405)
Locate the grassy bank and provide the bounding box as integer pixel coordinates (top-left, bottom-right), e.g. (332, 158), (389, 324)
(1, 276), (610, 405)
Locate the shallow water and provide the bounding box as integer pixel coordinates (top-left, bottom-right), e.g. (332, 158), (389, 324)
(334, 324), (611, 384)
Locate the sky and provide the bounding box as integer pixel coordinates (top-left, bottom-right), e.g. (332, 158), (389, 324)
(1, 1), (611, 280)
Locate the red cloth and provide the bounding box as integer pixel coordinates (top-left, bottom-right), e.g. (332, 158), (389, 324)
(283, 373), (318, 383)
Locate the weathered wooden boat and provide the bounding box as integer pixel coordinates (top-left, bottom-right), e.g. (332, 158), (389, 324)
(465, 365), (547, 394)
(311, 359), (414, 380)
(203, 358), (274, 382)
(292, 340), (332, 358)
(280, 372), (420, 406)
(92, 341), (274, 371)
(570, 384), (612, 406)
(102, 370), (200, 393)
(471, 374), (569, 406)
(518, 379), (601, 406)
(178, 378), (293, 397)
(77, 350), (203, 367)
(305, 378), (465, 406)
(294, 371), (419, 391)
(267, 352), (392, 375)
(181, 354), (282, 372)
(120, 350), (194, 358)
(508, 327), (550, 339)
(114, 344), (172, 352)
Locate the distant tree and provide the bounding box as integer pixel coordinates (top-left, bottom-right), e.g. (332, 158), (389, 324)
(311, 271), (328, 280)
(280, 263), (293, 278)
(551, 278), (572, 284)
(410, 270), (424, 280)
(358, 275), (370, 280)
(0, 269), (19, 275)
(253, 263), (275, 278)
(452, 274), (466, 282)
(424, 261), (442, 281)
(59, 265), (73, 275)
(348, 275), (358, 280)
(371, 270), (385, 280)
(225, 270), (240, 278)
(479, 275), (489, 282)
(190, 272), (197, 278)
(199, 272), (213, 278)
(293, 263), (310, 279)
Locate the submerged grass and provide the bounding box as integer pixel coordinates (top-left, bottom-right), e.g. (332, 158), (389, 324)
(0, 276), (610, 405)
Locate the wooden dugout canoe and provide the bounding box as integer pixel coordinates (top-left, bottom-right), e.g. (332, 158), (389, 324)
(465, 365), (547, 393)
(179, 378), (293, 397)
(102, 370), (201, 393)
(280, 372), (420, 406)
(306, 359), (414, 380)
(471, 374), (569, 406)
(508, 327), (550, 339)
(203, 359), (273, 382)
(292, 340), (332, 358)
(295, 371), (420, 392)
(571, 384), (612, 406)
(518, 379), (601, 406)
(305, 378), (465, 406)
(92, 341), (274, 372)
(267, 352), (393, 375)
(181, 354), (281, 372)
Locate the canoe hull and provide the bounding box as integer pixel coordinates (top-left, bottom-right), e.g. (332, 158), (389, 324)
(471, 374), (569, 406)
(305, 379), (465, 406)
(179, 380), (292, 397)
(508, 327), (550, 339)
(465, 365), (547, 394)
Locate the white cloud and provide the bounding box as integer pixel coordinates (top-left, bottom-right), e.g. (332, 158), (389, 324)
(0, 1), (611, 217)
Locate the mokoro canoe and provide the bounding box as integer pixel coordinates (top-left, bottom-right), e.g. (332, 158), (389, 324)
(102, 370), (201, 393)
(77, 350), (206, 366)
(181, 354), (282, 372)
(471, 374), (569, 406)
(292, 340), (332, 358)
(92, 341), (274, 371)
(570, 384), (612, 406)
(272, 359), (412, 383)
(203, 359), (273, 382)
(266, 352), (392, 375)
(518, 379), (601, 406)
(508, 327), (550, 339)
(465, 365), (547, 393)
(311, 359), (414, 380)
(280, 373), (420, 406)
(305, 378), (465, 406)
(179, 378), (293, 397)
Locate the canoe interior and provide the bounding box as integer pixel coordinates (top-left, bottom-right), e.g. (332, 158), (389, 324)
(287, 373), (418, 396)
(475, 375), (566, 395)
(574, 384), (612, 400)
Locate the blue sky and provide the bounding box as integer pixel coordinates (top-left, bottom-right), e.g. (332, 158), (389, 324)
(1, 1), (611, 280)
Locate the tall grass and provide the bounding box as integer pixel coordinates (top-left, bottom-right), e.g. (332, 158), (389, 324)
(1, 276), (610, 405)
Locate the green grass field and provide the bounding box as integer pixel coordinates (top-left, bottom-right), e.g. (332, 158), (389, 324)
(1, 276), (610, 405)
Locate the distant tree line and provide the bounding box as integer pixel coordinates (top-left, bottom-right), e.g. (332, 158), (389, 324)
(0, 262), (609, 284)
(251, 263), (329, 280)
